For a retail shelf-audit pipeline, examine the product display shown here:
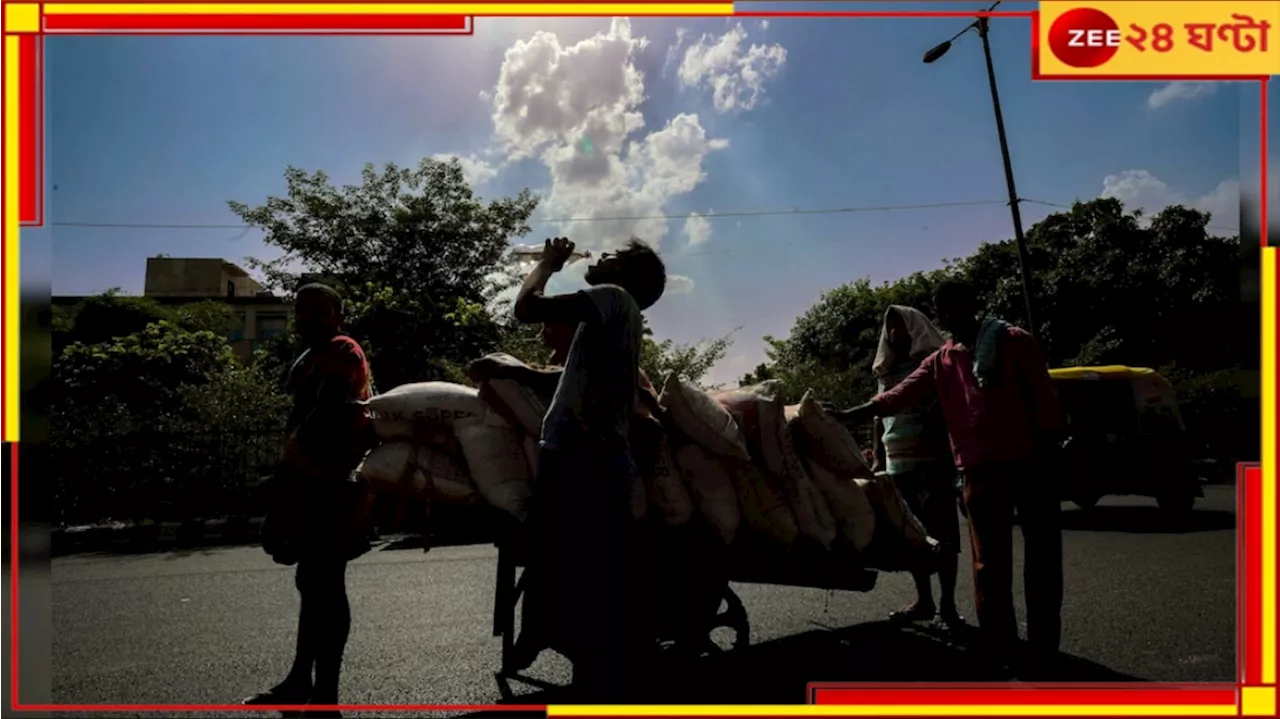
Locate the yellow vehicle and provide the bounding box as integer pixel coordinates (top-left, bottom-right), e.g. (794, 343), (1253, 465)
(1050, 366), (1202, 514)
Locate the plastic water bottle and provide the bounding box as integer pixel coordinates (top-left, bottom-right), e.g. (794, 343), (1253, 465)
(510, 244), (592, 263)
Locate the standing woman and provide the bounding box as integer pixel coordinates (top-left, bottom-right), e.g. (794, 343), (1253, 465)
(247, 284), (374, 717)
(872, 305), (963, 630)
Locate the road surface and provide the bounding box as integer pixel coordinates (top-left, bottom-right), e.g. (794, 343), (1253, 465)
(43, 487), (1237, 714)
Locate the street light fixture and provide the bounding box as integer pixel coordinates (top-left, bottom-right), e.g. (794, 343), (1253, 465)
(923, 2), (1038, 339)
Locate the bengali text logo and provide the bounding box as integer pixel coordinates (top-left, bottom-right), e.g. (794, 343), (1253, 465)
(1046, 4), (1271, 72)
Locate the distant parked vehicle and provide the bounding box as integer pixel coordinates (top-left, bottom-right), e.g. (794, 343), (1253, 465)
(1051, 366), (1202, 515)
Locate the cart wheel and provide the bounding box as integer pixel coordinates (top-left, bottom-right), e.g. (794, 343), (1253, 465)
(707, 586), (749, 653)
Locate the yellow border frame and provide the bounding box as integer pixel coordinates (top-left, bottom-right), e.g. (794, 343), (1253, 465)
(2, 33), (21, 443)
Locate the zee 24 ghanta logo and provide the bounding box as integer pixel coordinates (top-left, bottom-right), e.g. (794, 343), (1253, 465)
(1047, 6), (1271, 69)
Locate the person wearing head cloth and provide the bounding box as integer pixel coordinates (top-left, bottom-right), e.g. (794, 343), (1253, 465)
(245, 283), (375, 716)
(833, 280), (1065, 680)
(870, 305), (963, 630)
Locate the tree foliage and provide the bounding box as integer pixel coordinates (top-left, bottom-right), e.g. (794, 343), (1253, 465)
(229, 159), (540, 389)
(52, 294), (288, 524)
(640, 324), (735, 389)
(750, 199), (1249, 460)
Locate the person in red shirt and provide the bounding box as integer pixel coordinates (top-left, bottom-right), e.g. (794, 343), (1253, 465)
(247, 284), (374, 716)
(834, 279), (1064, 678)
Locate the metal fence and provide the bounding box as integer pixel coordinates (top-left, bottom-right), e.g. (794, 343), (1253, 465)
(55, 427), (288, 526)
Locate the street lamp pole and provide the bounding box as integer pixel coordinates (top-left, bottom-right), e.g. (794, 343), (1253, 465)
(924, 8), (1038, 338)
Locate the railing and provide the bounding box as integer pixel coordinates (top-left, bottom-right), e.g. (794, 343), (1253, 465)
(54, 427), (288, 526)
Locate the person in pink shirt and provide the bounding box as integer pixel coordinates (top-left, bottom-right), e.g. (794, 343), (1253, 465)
(834, 279), (1064, 678)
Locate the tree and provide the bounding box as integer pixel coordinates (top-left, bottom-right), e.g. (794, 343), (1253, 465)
(54, 291), (239, 356)
(953, 199), (1242, 371)
(52, 293), (290, 525)
(751, 198), (1248, 460)
(640, 324), (735, 389)
(229, 159), (540, 389)
(746, 270), (951, 405)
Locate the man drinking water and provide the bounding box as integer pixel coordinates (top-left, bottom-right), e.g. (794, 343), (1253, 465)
(507, 237), (667, 701)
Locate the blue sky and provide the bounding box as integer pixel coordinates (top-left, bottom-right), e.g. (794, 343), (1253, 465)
(40, 5), (1271, 384)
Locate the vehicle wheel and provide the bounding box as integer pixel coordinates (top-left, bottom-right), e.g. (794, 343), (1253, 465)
(1157, 493), (1195, 515)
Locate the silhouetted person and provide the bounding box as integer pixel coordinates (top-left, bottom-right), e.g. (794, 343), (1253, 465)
(870, 306), (962, 630)
(507, 237), (666, 701)
(248, 284), (374, 716)
(540, 321), (578, 366)
(834, 280), (1064, 678)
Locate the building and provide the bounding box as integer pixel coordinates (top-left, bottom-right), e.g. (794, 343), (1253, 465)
(55, 257), (293, 362)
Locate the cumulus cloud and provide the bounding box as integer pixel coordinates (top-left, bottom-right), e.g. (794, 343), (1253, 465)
(1147, 82), (1217, 110)
(491, 18), (648, 160)
(432, 153), (499, 187)
(666, 274), (697, 295)
(1100, 169), (1239, 228)
(683, 212), (711, 247)
(678, 23), (787, 113)
(486, 18), (732, 260)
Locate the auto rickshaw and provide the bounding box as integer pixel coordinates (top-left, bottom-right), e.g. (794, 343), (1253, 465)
(1050, 366), (1203, 514)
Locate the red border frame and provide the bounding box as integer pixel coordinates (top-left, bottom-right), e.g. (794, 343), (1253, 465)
(4, 5), (1273, 714)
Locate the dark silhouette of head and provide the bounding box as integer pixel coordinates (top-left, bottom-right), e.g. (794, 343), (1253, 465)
(932, 279), (981, 340)
(294, 283), (344, 345)
(584, 238), (667, 310)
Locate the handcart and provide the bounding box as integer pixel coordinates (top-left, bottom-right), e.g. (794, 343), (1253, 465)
(491, 520), (881, 673)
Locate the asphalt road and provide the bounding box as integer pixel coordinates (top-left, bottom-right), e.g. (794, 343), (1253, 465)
(45, 486), (1237, 714)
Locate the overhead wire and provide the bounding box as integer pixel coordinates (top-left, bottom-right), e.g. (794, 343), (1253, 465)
(49, 198), (1014, 230)
(49, 196), (1243, 255)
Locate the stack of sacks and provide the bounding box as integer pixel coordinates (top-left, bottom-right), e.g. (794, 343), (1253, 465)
(784, 392), (878, 554)
(360, 380), (533, 522)
(467, 353), (555, 475)
(659, 375), (788, 547)
(469, 353), (693, 528)
(660, 373), (936, 573)
(360, 442), (476, 503)
(359, 353), (935, 575)
(714, 381), (838, 550)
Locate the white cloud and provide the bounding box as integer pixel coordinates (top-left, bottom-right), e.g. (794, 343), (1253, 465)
(487, 18), (729, 255)
(491, 18), (648, 161)
(1147, 82), (1217, 110)
(678, 23), (787, 114)
(664, 27), (689, 76)
(666, 274), (696, 295)
(432, 153), (499, 187)
(684, 212), (711, 247)
(759, 20), (770, 31)
(1099, 169), (1239, 228)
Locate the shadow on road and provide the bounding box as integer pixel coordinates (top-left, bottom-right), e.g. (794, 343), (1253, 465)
(1059, 506), (1235, 534)
(472, 620), (1141, 710)
(377, 535), (494, 552)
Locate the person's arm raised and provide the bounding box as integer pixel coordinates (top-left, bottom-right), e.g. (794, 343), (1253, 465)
(513, 238), (599, 326)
